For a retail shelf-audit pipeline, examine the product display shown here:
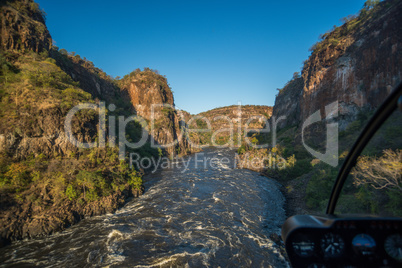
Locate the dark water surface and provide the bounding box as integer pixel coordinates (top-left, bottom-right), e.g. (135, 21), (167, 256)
(0, 148), (288, 267)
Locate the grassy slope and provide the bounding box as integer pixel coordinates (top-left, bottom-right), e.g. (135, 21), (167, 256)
(0, 50), (145, 243)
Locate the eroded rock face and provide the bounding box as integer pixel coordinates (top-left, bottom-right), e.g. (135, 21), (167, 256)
(0, 103), (99, 160)
(126, 79), (175, 119)
(272, 1), (401, 132)
(272, 78), (303, 130)
(300, 0), (402, 127)
(0, 1), (51, 53)
(120, 71), (195, 156)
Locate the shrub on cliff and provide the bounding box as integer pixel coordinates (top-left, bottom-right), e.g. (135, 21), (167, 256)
(120, 67), (172, 94)
(128, 171), (143, 190)
(65, 184), (78, 201)
(3, 163), (31, 188)
(0, 146), (143, 206)
(308, 0), (385, 56)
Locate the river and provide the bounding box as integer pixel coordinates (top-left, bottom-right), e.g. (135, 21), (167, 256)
(0, 148), (288, 267)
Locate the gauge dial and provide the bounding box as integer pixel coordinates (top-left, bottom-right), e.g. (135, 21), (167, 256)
(352, 234), (376, 256)
(292, 233), (315, 257)
(320, 233), (345, 258)
(384, 234), (402, 262)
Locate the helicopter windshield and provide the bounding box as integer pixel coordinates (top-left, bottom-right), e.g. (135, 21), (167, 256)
(335, 108), (402, 216)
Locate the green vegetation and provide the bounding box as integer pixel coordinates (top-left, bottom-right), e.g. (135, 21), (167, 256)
(245, 143), (313, 182)
(237, 100), (401, 217)
(5, 0), (47, 21)
(305, 164), (339, 213)
(0, 46), (157, 238)
(50, 46), (116, 84)
(342, 149), (402, 215)
(119, 67), (172, 95)
(0, 50), (98, 136)
(0, 147), (142, 207)
(308, 0), (383, 56)
(304, 109), (401, 216)
(50, 47), (162, 160)
(187, 105), (271, 147)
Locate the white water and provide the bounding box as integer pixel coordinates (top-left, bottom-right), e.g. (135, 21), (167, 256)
(0, 148), (288, 267)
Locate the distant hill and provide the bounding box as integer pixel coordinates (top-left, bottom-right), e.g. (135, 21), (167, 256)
(186, 105), (272, 147)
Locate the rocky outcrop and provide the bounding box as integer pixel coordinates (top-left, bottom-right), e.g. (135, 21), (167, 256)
(0, 185), (142, 246)
(272, 77), (303, 129)
(0, 103), (98, 160)
(304, 0), (402, 122)
(239, 0), (402, 218)
(0, 0), (51, 53)
(0, 1), (101, 160)
(119, 69), (195, 156)
(274, 0), (401, 131)
(0, 1), (198, 160)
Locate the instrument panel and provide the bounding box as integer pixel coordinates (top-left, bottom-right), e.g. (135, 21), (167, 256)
(281, 215), (402, 267)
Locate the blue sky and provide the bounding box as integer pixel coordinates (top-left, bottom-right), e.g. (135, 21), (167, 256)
(36, 0), (366, 114)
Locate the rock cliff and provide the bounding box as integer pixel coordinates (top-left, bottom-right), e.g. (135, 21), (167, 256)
(50, 50), (119, 103)
(0, 0), (193, 245)
(0, 53), (99, 161)
(240, 0), (402, 217)
(274, 0), (402, 131)
(119, 69), (195, 156)
(0, 1), (194, 161)
(272, 77), (303, 129)
(0, 0), (51, 53)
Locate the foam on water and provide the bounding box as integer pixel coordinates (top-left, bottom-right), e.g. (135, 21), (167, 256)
(0, 148), (288, 268)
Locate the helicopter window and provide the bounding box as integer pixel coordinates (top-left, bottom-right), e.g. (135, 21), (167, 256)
(335, 109), (402, 217)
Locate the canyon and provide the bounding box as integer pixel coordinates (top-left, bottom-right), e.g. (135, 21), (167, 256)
(0, 0), (273, 244)
(0, 0), (401, 250)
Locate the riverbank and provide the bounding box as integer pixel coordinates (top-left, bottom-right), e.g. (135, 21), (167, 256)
(0, 185), (142, 247)
(0, 147), (289, 267)
(0, 146), (202, 248)
(260, 170), (312, 218)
